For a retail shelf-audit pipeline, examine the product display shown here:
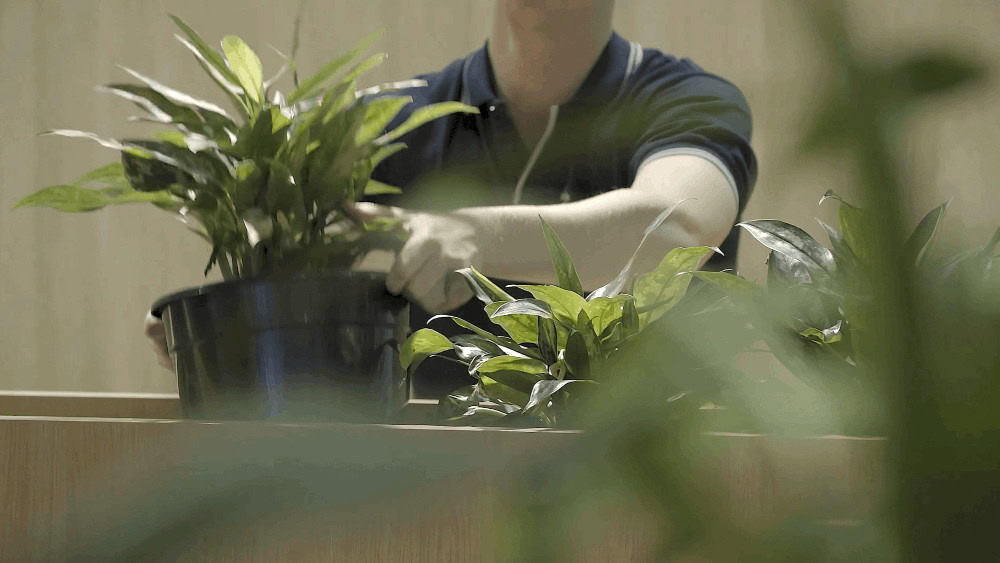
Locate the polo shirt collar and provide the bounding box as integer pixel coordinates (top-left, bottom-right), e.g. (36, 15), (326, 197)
(463, 32), (631, 108)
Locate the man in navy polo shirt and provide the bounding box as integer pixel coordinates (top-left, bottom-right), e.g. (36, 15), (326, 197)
(360, 0), (757, 397)
(147, 0), (756, 400)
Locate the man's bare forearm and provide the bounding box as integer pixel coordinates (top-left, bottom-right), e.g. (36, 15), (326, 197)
(455, 154), (739, 290)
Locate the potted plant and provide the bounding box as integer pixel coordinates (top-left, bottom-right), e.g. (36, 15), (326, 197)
(14, 16), (476, 421)
(400, 203), (747, 427)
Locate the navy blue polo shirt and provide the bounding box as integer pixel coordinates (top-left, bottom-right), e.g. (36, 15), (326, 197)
(369, 32), (757, 399)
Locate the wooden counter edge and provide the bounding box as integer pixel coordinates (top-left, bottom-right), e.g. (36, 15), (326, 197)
(0, 392), (481, 426)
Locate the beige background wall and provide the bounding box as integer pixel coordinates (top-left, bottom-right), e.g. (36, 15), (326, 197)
(2, 0), (998, 393)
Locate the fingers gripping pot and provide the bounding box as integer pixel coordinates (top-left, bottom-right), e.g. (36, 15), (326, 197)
(151, 272), (409, 422)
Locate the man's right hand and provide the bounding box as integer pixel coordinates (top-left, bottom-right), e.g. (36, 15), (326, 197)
(144, 311), (173, 370)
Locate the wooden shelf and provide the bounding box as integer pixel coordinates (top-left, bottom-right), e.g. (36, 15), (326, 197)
(0, 394), (887, 561)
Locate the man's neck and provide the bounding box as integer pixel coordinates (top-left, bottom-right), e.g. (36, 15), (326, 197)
(488, 0), (614, 146)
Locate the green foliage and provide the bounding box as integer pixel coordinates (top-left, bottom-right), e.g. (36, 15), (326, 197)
(402, 214), (727, 427)
(14, 16), (477, 281)
(13, 163), (178, 212)
(399, 328), (453, 372)
(722, 191), (998, 435)
(538, 215), (584, 295)
(588, 198), (691, 299)
(404, 189), (998, 431)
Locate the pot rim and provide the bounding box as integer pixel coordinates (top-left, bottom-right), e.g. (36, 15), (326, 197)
(150, 270), (392, 318)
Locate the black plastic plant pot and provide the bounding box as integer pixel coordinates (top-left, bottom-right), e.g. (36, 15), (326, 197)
(150, 271), (409, 422)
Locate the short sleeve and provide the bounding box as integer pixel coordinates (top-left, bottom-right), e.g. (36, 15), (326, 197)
(625, 62), (758, 212)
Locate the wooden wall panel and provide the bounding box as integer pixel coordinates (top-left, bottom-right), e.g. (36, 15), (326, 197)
(2, 0), (998, 393)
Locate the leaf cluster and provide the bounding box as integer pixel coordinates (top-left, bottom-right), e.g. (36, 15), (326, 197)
(717, 192), (999, 433)
(401, 209), (723, 426)
(404, 191), (1000, 430)
(14, 16), (477, 280)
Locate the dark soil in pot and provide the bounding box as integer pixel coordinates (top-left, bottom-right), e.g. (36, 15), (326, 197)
(151, 271), (409, 422)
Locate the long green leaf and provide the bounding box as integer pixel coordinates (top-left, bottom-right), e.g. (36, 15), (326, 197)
(538, 215), (584, 295)
(339, 52), (387, 89)
(839, 204), (869, 264)
(356, 78), (427, 97)
(232, 161), (264, 211)
(484, 301), (538, 344)
(14, 185), (110, 212)
(428, 315), (539, 359)
(169, 14), (241, 85)
(767, 250), (813, 286)
(370, 142), (407, 169)
(100, 83), (234, 139)
(72, 162), (128, 186)
(362, 180), (402, 196)
(509, 285), (586, 327)
(476, 356), (547, 396)
(43, 132), (214, 190)
(122, 139), (226, 186)
(476, 356), (548, 378)
(286, 30), (382, 104)
(14, 184), (176, 212)
(450, 334), (504, 364)
(100, 84), (177, 123)
(633, 246), (715, 324)
(738, 219), (836, 275)
(490, 298), (553, 320)
(119, 66), (233, 120)
(376, 101), (478, 144)
(399, 328), (453, 370)
(289, 0), (304, 87)
(537, 317), (559, 365)
(691, 271), (757, 298)
(524, 379), (591, 414)
(904, 201), (948, 267)
(173, 34), (248, 116)
(588, 199), (692, 299)
(816, 218), (857, 270)
(221, 35), (263, 104)
(43, 129), (129, 152)
(583, 296), (629, 337)
(563, 331), (590, 379)
(456, 266), (514, 304)
(888, 51), (986, 100)
(621, 298), (639, 337)
(356, 96), (411, 146)
(479, 376), (530, 409)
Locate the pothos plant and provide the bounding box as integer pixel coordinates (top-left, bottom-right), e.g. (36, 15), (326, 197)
(400, 202), (730, 426)
(14, 16), (476, 279)
(704, 191), (1000, 433)
(733, 190), (998, 369)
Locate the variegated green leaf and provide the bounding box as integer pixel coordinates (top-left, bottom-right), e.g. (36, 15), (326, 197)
(399, 328), (454, 370)
(457, 266), (514, 304)
(523, 379), (593, 414)
(221, 35), (263, 104)
(588, 199), (692, 299)
(509, 285), (586, 327)
(484, 301), (538, 344)
(377, 101), (478, 144)
(538, 215), (584, 295)
(362, 180), (402, 196)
